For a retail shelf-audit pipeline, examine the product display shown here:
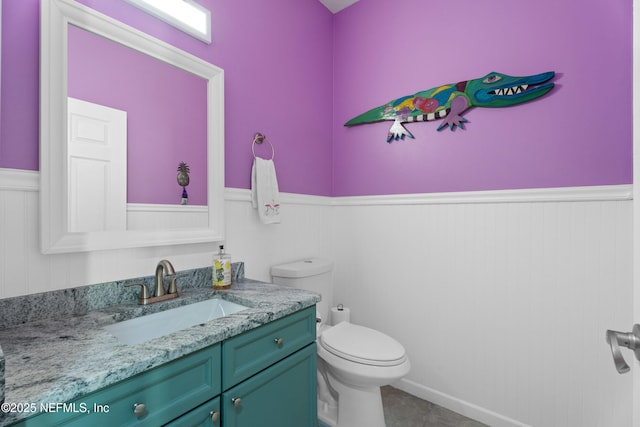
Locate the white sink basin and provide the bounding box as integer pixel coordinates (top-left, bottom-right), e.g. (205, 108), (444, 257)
(104, 298), (248, 345)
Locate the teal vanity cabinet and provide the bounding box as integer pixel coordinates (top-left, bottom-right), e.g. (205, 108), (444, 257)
(10, 344), (221, 427)
(8, 306), (317, 427)
(222, 344), (316, 427)
(221, 306), (317, 427)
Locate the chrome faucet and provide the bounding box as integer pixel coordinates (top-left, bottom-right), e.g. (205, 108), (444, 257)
(125, 259), (180, 305)
(154, 259), (176, 297)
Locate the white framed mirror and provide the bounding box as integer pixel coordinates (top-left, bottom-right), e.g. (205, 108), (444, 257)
(40, 0), (225, 253)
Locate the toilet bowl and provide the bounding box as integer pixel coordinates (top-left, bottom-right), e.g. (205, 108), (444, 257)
(317, 321), (410, 427)
(271, 258), (410, 427)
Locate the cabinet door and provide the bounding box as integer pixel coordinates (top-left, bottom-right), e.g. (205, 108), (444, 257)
(164, 396), (221, 427)
(9, 345), (221, 427)
(222, 343), (317, 427)
(222, 306), (316, 390)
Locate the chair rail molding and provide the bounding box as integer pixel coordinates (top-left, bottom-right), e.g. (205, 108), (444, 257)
(3, 177), (631, 204)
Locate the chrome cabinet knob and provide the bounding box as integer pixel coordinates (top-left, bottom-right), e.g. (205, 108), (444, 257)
(210, 410), (221, 422)
(274, 337), (284, 346)
(132, 402), (146, 417)
(232, 397), (242, 408)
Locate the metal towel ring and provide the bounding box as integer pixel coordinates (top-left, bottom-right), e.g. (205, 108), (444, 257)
(252, 132), (275, 160)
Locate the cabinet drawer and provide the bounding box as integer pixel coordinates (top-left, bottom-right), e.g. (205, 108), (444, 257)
(222, 343), (317, 427)
(163, 396), (220, 427)
(222, 306), (315, 390)
(12, 344), (221, 427)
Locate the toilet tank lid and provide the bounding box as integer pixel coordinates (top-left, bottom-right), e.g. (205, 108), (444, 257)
(271, 258), (334, 278)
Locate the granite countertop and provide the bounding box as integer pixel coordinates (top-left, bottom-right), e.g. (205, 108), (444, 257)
(0, 277), (320, 426)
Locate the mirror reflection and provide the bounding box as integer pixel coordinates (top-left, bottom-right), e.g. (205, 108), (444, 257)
(40, 0), (225, 253)
(67, 24), (208, 232)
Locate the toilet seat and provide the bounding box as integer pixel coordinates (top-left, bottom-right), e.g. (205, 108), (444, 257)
(319, 322), (407, 367)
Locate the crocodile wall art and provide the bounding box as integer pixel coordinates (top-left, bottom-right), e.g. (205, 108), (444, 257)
(344, 71), (555, 143)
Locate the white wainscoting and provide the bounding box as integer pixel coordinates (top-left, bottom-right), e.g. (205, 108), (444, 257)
(0, 177), (218, 297)
(0, 168), (633, 426)
(0, 170), (333, 297)
(127, 203), (209, 230)
(331, 191), (633, 427)
(223, 188), (334, 282)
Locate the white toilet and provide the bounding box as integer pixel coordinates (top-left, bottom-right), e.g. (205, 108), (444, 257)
(271, 258), (410, 427)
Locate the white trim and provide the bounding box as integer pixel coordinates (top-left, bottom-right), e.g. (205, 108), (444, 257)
(126, 203), (208, 230)
(225, 185), (633, 206)
(0, 168), (39, 192)
(331, 184), (633, 206)
(2, 180), (630, 204)
(224, 187), (252, 202)
(224, 187), (333, 206)
(395, 378), (531, 427)
(127, 203), (208, 213)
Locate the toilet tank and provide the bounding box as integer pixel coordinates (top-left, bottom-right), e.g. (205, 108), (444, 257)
(271, 258), (334, 323)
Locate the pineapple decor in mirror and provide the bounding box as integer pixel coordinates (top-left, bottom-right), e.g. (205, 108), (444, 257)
(177, 161), (191, 205)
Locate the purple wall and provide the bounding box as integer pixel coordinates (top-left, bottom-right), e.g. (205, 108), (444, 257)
(0, 0), (39, 171)
(0, 0), (633, 197)
(332, 0), (632, 196)
(68, 25), (208, 205)
(1, 0), (334, 196)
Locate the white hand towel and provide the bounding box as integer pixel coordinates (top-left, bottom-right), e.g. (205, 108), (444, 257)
(251, 157), (281, 224)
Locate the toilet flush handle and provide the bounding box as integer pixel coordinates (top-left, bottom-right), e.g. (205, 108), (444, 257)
(605, 324), (640, 374)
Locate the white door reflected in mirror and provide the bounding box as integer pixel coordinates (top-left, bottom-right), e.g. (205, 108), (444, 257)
(67, 98), (127, 233)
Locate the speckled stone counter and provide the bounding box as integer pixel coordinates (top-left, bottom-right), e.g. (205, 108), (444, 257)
(0, 264), (320, 426)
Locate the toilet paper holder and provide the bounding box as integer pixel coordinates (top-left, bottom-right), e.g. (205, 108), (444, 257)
(331, 304), (350, 325)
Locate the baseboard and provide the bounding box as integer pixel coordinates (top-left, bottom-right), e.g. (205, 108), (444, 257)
(394, 378), (531, 427)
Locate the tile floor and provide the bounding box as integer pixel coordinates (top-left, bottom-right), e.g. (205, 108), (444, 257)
(319, 386), (487, 427)
(380, 386), (488, 427)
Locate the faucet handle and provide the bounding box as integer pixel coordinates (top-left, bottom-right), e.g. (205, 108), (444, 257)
(125, 283), (150, 305)
(167, 273), (188, 295)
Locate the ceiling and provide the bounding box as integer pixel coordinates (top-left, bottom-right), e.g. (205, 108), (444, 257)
(318, 0), (359, 13)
